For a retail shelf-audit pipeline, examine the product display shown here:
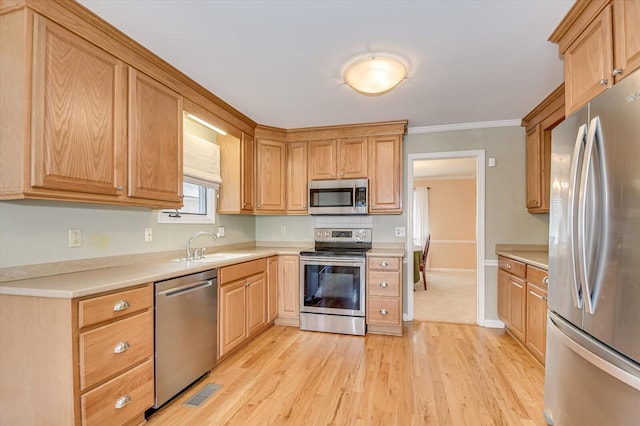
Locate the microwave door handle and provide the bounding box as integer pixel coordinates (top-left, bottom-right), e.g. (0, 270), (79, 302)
(352, 183), (356, 210)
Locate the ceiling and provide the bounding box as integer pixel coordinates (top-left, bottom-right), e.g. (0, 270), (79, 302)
(414, 158), (476, 179)
(78, 0), (573, 131)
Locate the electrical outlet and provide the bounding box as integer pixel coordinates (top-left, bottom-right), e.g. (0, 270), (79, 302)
(68, 228), (82, 247)
(395, 227), (406, 237)
(144, 228), (153, 242)
(217, 226), (225, 237)
(280, 226), (287, 236)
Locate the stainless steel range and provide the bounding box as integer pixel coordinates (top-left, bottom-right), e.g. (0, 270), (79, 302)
(299, 228), (371, 335)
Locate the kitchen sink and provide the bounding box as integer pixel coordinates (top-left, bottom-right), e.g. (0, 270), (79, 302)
(173, 252), (253, 263)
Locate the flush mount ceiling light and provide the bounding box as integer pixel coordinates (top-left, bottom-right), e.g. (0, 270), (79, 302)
(343, 56), (407, 95)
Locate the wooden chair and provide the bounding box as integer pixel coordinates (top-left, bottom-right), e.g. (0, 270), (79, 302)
(419, 234), (430, 290)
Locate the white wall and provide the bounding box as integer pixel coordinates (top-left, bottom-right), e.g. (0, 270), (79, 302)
(0, 200), (255, 267)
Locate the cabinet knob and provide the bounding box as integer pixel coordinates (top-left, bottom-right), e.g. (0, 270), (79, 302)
(340, 172), (344, 176)
(116, 185), (124, 191)
(257, 204), (262, 208)
(303, 204), (306, 208)
(543, 276), (549, 284)
(113, 300), (130, 312)
(506, 263), (511, 269)
(114, 394), (131, 409)
(600, 79), (609, 86)
(542, 295), (548, 301)
(380, 261), (388, 267)
(332, 173), (336, 177)
(113, 341), (130, 354)
(380, 309), (388, 315)
(243, 202), (247, 208)
(612, 68), (623, 76)
(379, 282), (388, 288)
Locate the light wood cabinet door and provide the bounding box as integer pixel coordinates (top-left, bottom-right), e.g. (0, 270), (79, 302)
(526, 282), (548, 364)
(308, 139), (338, 180)
(287, 141), (308, 212)
(508, 276), (527, 343)
(369, 135), (402, 213)
(256, 139), (286, 212)
(246, 273), (268, 337)
(613, 0), (640, 82)
(276, 255), (300, 326)
(564, 5), (613, 115)
(219, 279), (248, 358)
(30, 15), (127, 197)
(267, 256), (279, 323)
(339, 137), (368, 179)
(128, 67), (183, 205)
(526, 125), (543, 210)
(241, 132), (255, 212)
(497, 269), (510, 325)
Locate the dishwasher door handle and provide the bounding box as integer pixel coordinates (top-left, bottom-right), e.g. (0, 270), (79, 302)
(158, 279), (214, 298)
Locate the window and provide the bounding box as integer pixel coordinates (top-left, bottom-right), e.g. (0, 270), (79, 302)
(157, 183), (217, 224)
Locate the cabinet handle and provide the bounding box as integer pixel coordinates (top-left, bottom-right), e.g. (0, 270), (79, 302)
(506, 263), (511, 269)
(116, 185), (124, 191)
(113, 300), (130, 312)
(379, 282), (388, 288)
(113, 341), (130, 354)
(542, 276), (549, 284)
(612, 68), (623, 76)
(114, 394), (131, 409)
(380, 261), (388, 267)
(380, 309), (388, 315)
(600, 79), (608, 86)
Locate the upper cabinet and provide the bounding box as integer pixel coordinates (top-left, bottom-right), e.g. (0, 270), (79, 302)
(286, 141), (308, 213)
(369, 135), (402, 214)
(0, 2), (255, 208)
(550, 0), (640, 115)
(255, 137), (287, 214)
(308, 137), (367, 180)
(128, 68), (183, 204)
(217, 131), (255, 214)
(521, 84), (564, 214)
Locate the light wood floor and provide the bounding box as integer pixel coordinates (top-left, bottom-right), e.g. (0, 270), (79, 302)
(147, 323), (545, 426)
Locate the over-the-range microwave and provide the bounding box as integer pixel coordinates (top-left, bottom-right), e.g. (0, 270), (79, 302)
(308, 178), (368, 215)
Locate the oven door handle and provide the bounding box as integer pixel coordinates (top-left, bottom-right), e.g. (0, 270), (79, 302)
(300, 258), (365, 267)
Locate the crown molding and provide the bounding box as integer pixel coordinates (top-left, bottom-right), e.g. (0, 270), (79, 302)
(407, 119), (521, 134)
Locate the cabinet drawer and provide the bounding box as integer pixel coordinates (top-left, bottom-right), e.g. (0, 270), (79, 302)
(220, 258), (266, 284)
(81, 359), (154, 426)
(80, 310), (153, 390)
(527, 265), (549, 289)
(498, 256), (526, 278)
(79, 285), (152, 329)
(367, 297), (400, 325)
(368, 270), (400, 297)
(368, 256), (400, 271)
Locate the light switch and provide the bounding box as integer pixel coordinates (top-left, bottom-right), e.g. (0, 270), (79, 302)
(217, 226), (226, 237)
(489, 157), (496, 167)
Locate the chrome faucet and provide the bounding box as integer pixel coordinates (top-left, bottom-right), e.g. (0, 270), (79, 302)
(186, 231), (218, 261)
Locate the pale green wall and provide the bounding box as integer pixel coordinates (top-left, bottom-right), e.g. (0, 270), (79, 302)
(0, 200), (255, 267)
(402, 125), (549, 321)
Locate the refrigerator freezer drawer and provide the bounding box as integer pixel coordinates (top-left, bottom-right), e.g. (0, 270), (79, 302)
(544, 313), (640, 426)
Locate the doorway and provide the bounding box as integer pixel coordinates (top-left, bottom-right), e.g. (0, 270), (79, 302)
(406, 150), (486, 325)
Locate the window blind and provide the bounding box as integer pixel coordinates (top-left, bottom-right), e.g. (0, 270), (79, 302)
(183, 131), (221, 187)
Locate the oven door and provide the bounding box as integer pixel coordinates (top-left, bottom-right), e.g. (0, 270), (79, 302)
(300, 256), (366, 317)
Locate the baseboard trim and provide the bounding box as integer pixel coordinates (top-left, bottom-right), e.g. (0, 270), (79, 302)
(481, 319), (505, 328)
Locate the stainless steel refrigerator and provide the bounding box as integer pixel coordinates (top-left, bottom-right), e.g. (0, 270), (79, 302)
(545, 70), (640, 425)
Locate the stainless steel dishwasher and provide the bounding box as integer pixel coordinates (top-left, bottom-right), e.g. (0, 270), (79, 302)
(153, 269), (217, 408)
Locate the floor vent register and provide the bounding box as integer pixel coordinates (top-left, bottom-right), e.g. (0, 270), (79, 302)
(183, 383), (223, 408)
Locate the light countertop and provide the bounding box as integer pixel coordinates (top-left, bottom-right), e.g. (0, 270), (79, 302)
(0, 246), (311, 299)
(495, 244), (548, 270)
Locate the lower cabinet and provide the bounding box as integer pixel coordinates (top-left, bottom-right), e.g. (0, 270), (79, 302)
(218, 258), (268, 360)
(366, 255), (403, 336)
(274, 255), (301, 327)
(497, 255), (548, 365)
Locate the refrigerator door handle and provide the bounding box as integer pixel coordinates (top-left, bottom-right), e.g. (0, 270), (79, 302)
(568, 124), (587, 309)
(548, 314), (640, 392)
(579, 117), (609, 315)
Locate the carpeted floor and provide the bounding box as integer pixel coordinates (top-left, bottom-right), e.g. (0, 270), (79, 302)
(413, 269), (476, 324)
